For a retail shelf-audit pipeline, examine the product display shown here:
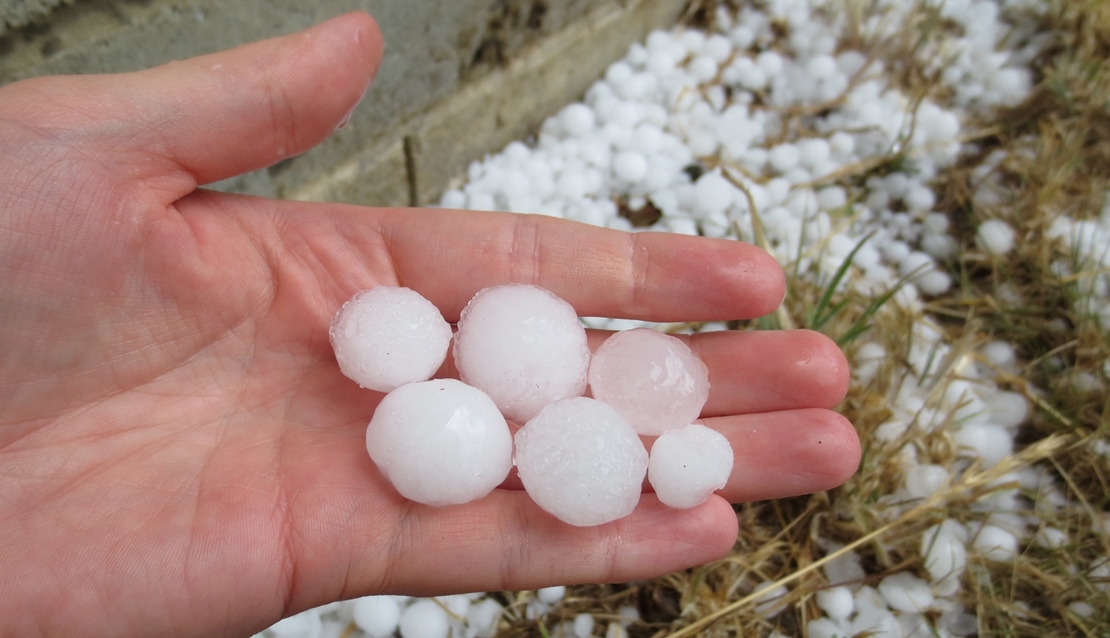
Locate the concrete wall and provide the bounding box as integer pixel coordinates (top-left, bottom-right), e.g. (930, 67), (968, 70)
(0, 0), (689, 206)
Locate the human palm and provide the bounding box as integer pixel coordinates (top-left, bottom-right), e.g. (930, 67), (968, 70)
(0, 13), (859, 638)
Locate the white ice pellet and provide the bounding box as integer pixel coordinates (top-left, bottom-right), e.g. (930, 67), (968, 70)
(466, 598), (503, 638)
(694, 171), (737, 215)
(352, 596), (402, 638)
(454, 285), (590, 422)
(1034, 526), (1068, 549)
(972, 524), (1019, 561)
(330, 287), (453, 393)
(573, 614), (595, 638)
(904, 464), (949, 500)
(916, 270), (953, 295)
(816, 586), (855, 620)
(440, 189), (467, 209)
(807, 618), (848, 638)
(988, 391), (1029, 429)
(613, 150), (649, 182)
(269, 611), (322, 638)
(689, 55), (719, 82)
(648, 424), (733, 508)
(923, 520), (968, 595)
(400, 600), (450, 638)
(588, 329), (710, 435)
(954, 423), (1013, 468)
(537, 586), (566, 604)
(769, 144), (801, 172)
(514, 397), (648, 526)
(752, 582), (789, 617)
(366, 379), (512, 506)
(878, 572), (934, 612)
(977, 219), (1016, 255)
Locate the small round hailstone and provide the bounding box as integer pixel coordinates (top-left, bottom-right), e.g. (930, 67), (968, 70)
(648, 424), (733, 508)
(331, 287), (452, 393)
(537, 586), (566, 604)
(466, 598), (503, 637)
(977, 219), (1016, 255)
(560, 103), (596, 137)
(988, 391), (1029, 428)
(954, 423), (1012, 468)
(269, 611), (322, 638)
(514, 398), (648, 527)
(352, 596), (402, 638)
(878, 572), (934, 612)
(972, 524), (1019, 561)
(573, 614), (595, 638)
(400, 599), (449, 638)
(694, 171), (736, 215)
(904, 464), (948, 500)
(613, 151), (649, 182)
(454, 285), (590, 423)
(366, 380), (512, 506)
(588, 329), (710, 436)
(768, 143), (801, 172)
(807, 618), (844, 638)
(689, 55), (719, 82)
(816, 586), (854, 620)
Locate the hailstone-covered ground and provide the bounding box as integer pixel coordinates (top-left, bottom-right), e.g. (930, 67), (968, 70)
(259, 0), (1109, 636)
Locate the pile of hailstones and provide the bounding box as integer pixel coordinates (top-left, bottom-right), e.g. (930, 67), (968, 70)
(330, 284), (734, 526)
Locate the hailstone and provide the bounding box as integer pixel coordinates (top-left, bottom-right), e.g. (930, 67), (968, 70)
(331, 287), (452, 393)
(366, 379), (512, 506)
(454, 284), (590, 422)
(514, 397), (648, 526)
(648, 424), (733, 508)
(588, 329), (710, 435)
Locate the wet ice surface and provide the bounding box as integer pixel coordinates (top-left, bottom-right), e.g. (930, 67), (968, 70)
(514, 397), (648, 527)
(454, 284), (591, 422)
(366, 379), (512, 506)
(588, 328), (710, 435)
(330, 287), (452, 393)
(648, 424), (733, 509)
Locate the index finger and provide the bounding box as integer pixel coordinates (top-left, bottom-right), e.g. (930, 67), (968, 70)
(375, 208), (785, 322)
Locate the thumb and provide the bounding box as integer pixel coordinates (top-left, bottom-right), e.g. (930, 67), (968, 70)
(137, 11), (384, 190)
(2, 12), (383, 197)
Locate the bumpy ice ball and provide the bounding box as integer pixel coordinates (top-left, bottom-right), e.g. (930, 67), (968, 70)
(588, 329), (710, 435)
(454, 284), (590, 422)
(648, 424), (733, 508)
(514, 397), (648, 526)
(366, 379), (512, 506)
(331, 287), (452, 393)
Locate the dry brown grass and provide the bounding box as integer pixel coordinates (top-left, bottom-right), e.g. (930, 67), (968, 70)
(488, 2), (1110, 637)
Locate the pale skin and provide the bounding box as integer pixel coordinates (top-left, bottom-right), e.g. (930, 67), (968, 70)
(0, 12), (860, 638)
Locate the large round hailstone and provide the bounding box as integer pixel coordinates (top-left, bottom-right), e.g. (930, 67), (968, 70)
(514, 397), (648, 527)
(330, 287), (452, 393)
(648, 424), (733, 508)
(454, 284), (590, 422)
(588, 328), (710, 435)
(366, 379), (512, 506)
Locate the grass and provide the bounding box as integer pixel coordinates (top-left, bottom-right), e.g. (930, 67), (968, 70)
(490, 1), (1110, 637)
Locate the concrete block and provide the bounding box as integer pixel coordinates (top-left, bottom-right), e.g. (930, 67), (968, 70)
(402, 0), (687, 206)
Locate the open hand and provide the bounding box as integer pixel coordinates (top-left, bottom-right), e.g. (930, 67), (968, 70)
(0, 12), (859, 638)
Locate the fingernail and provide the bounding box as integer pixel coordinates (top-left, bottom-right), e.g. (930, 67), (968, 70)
(336, 105), (356, 131)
